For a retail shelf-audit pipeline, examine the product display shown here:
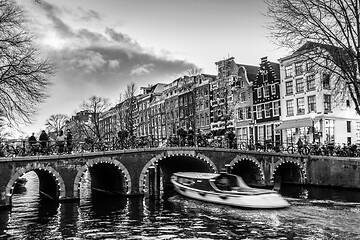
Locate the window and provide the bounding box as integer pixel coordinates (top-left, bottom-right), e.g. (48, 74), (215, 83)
(273, 101), (280, 116)
(286, 100), (294, 116)
(264, 86), (270, 97)
(308, 95), (316, 112)
(271, 84), (276, 95)
(325, 119), (335, 143)
(323, 73), (331, 89)
(306, 74), (315, 91)
(258, 125), (265, 142)
(240, 92), (246, 102)
(356, 122), (360, 139)
(257, 88), (262, 98)
(257, 104), (263, 119)
(346, 100), (351, 107)
(296, 78), (304, 93)
(324, 94), (331, 112)
(237, 107), (244, 120)
(246, 106), (252, 119)
(297, 97), (305, 115)
(266, 125), (272, 140)
(285, 65), (292, 78)
(265, 103), (272, 118)
(347, 121), (351, 133)
(295, 62), (303, 76)
(285, 81), (293, 95)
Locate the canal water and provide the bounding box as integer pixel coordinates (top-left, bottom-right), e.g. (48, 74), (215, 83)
(1, 172), (360, 239)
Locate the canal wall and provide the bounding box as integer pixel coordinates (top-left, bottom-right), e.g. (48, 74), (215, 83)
(306, 155), (360, 188)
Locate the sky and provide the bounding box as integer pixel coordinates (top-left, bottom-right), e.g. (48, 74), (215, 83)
(14, 0), (289, 137)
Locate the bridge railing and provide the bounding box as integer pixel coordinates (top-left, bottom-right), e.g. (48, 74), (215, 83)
(1, 137), (359, 158)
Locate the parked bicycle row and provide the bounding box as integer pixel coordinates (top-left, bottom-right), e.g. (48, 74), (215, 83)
(1, 134), (360, 157)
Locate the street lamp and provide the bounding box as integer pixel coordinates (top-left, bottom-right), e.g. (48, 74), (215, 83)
(309, 111), (316, 143)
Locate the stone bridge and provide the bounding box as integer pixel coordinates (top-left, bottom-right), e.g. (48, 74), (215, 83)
(1, 146), (360, 208)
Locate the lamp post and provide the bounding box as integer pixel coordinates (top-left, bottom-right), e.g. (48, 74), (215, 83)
(309, 111), (316, 144)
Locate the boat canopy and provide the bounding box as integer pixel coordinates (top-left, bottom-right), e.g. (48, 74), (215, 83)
(173, 172), (220, 180)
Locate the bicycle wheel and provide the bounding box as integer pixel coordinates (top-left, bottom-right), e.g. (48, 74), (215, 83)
(301, 146), (310, 155)
(287, 146), (295, 154)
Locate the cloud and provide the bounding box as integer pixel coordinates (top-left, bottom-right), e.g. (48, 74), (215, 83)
(130, 64), (154, 77)
(108, 59), (120, 69)
(76, 7), (101, 21)
(34, 1), (196, 79)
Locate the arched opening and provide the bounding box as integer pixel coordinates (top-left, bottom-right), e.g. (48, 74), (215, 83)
(9, 170), (60, 217)
(230, 160), (262, 186)
(273, 161), (304, 184)
(142, 154), (216, 197)
(78, 162), (128, 200)
(10, 170), (60, 202)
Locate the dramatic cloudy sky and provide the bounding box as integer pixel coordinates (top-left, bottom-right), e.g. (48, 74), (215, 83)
(15, 0), (288, 136)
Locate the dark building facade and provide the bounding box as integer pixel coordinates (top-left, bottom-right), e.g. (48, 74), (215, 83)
(252, 56), (281, 144)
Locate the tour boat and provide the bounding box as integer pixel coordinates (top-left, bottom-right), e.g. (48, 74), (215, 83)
(171, 172), (290, 209)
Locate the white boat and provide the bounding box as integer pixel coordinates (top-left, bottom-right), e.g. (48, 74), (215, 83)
(171, 172), (290, 209)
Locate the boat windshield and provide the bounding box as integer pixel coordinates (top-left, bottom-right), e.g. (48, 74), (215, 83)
(214, 174), (250, 191)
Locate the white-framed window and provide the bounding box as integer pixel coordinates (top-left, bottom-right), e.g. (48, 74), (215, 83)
(285, 65), (292, 78)
(308, 95), (316, 112)
(297, 97), (305, 115)
(285, 81), (293, 95)
(240, 92), (246, 102)
(257, 88), (262, 98)
(256, 104), (263, 119)
(265, 103), (272, 118)
(266, 125), (272, 140)
(245, 106), (252, 119)
(295, 62), (303, 76)
(356, 122), (360, 140)
(286, 100), (294, 116)
(273, 101), (280, 116)
(296, 78), (304, 93)
(237, 107), (244, 120)
(324, 94), (332, 112)
(264, 86), (270, 97)
(306, 74), (315, 91)
(271, 84), (276, 95)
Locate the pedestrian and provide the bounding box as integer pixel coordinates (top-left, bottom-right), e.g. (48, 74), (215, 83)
(66, 129), (73, 154)
(297, 138), (304, 153)
(56, 130), (66, 154)
(187, 127), (195, 146)
(39, 130), (49, 153)
(28, 133), (37, 154)
(226, 129), (235, 149)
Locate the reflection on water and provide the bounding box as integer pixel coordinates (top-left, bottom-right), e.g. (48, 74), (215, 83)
(0, 171), (360, 239)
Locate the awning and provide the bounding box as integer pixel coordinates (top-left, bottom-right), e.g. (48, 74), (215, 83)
(276, 118), (317, 130)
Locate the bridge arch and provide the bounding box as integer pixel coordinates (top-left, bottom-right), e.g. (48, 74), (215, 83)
(73, 157), (131, 198)
(5, 163), (65, 204)
(272, 158), (307, 184)
(227, 155), (265, 185)
(138, 151), (218, 193)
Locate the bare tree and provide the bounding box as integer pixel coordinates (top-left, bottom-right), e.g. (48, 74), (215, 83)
(187, 67), (203, 77)
(124, 82), (138, 136)
(45, 114), (69, 133)
(266, 0), (360, 114)
(80, 96), (111, 141)
(0, 0), (55, 126)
